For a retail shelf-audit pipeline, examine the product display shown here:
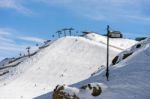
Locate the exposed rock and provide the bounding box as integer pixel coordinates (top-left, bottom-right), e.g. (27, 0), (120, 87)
(123, 53), (132, 59)
(53, 83), (103, 99)
(52, 85), (79, 99)
(136, 44), (141, 48)
(80, 83), (102, 97)
(112, 52), (133, 65)
(112, 56), (119, 65)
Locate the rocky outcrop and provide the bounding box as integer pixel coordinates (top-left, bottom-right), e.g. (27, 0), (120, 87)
(80, 83), (102, 96)
(52, 85), (79, 99)
(52, 83), (103, 99)
(112, 56), (119, 65)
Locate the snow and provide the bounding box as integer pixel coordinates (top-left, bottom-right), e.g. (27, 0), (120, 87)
(0, 36), (119, 99)
(53, 83), (108, 99)
(0, 33), (140, 99)
(63, 86), (80, 96)
(84, 33), (137, 50)
(0, 58), (15, 67)
(98, 42), (150, 99)
(54, 37), (150, 99)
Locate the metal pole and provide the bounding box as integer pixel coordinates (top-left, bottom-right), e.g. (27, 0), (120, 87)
(56, 31), (61, 38)
(106, 25), (110, 81)
(64, 30), (66, 37)
(26, 47), (30, 58)
(58, 31), (60, 38)
(62, 29), (67, 37)
(69, 30), (71, 36)
(68, 28), (74, 36)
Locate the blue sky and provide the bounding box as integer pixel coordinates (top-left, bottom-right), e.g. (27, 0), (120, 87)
(0, 0), (150, 61)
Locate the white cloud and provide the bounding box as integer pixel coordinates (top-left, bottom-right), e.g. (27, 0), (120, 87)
(126, 15), (150, 22)
(0, 27), (45, 60)
(0, 28), (15, 43)
(18, 36), (45, 43)
(0, 37), (14, 43)
(0, 0), (32, 15)
(0, 0), (16, 8)
(1, 0), (150, 22)
(0, 28), (24, 52)
(0, 42), (25, 51)
(38, 0), (150, 23)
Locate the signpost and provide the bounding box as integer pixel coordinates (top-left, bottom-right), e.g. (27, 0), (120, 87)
(105, 25), (123, 81)
(106, 25), (110, 81)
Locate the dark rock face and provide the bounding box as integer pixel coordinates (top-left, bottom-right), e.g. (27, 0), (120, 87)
(136, 44), (141, 48)
(112, 56), (119, 65)
(112, 52), (133, 65)
(52, 85), (64, 99)
(91, 86), (102, 96)
(123, 53), (133, 60)
(52, 85), (79, 99)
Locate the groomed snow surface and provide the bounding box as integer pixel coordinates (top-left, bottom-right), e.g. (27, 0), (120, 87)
(0, 33), (144, 99)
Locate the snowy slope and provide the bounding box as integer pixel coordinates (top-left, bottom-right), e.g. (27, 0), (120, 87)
(0, 34), (138, 99)
(0, 58), (14, 67)
(58, 37), (150, 99)
(94, 37), (150, 99)
(84, 33), (137, 50)
(0, 36), (119, 99)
